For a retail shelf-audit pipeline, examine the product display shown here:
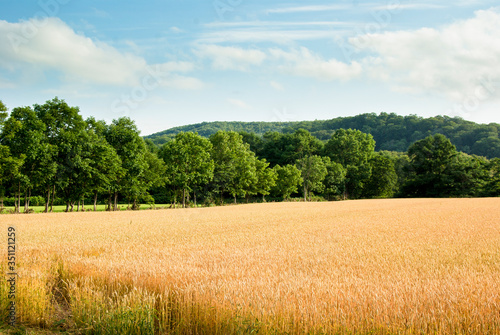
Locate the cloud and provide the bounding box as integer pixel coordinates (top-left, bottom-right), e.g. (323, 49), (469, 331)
(349, 8), (500, 100)
(198, 29), (343, 44)
(270, 80), (284, 91)
(227, 98), (251, 109)
(266, 5), (353, 14)
(0, 17), (201, 88)
(194, 44), (266, 71)
(270, 47), (362, 81)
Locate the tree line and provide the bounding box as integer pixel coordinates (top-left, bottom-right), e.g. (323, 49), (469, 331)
(146, 113), (500, 159)
(0, 98), (498, 213)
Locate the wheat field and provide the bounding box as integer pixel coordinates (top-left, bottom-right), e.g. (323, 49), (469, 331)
(1, 198), (500, 334)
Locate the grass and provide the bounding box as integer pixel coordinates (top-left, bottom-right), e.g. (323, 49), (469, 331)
(1, 198), (499, 334)
(0, 204), (176, 214)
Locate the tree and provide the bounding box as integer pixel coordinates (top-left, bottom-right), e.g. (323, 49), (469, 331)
(402, 134), (458, 197)
(484, 158), (500, 196)
(363, 154), (398, 198)
(296, 155), (328, 201)
(261, 129), (323, 166)
(159, 132), (212, 208)
(1, 106), (57, 212)
(447, 153), (489, 197)
(140, 150), (167, 207)
(0, 145), (23, 210)
(323, 157), (346, 200)
(0, 100), (8, 130)
(210, 131), (256, 204)
(105, 117), (149, 210)
(34, 97), (86, 211)
(251, 158), (277, 201)
(324, 129), (375, 199)
(272, 164), (301, 200)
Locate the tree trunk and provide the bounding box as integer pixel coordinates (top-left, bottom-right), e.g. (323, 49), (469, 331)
(24, 188), (31, 213)
(16, 182), (21, 213)
(65, 202), (70, 212)
(50, 185), (55, 212)
(234, 195), (237, 204)
(182, 188), (186, 208)
(133, 198), (138, 210)
(304, 184), (307, 202)
(194, 191), (197, 207)
(107, 193), (112, 211)
(82, 198), (85, 212)
(70, 202), (74, 212)
(44, 186), (50, 213)
(94, 192), (98, 211)
(26, 188), (31, 212)
(113, 192), (118, 211)
(77, 200), (80, 212)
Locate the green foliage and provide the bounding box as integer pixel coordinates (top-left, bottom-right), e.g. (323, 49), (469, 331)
(403, 134), (458, 197)
(400, 134), (488, 198)
(324, 129), (375, 199)
(252, 158), (277, 200)
(296, 155), (328, 201)
(364, 154), (398, 198)
(209, 131), (258, 203)
(272, 164), (301, 200)
(484, 158), (500, 196)
(322, 157), (346, 199)
(159, 132), (213, 207)
(145, 113), (500, 159)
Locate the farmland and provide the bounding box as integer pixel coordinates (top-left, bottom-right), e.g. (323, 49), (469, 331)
(1, 198), (500, 334)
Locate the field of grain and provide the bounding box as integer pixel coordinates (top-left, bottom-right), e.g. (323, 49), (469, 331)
(1, 198), (500, 334)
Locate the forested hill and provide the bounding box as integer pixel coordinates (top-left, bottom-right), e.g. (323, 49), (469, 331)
(145, 113), (500, 158)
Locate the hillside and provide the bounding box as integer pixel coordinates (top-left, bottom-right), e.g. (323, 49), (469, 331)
(145, 113), (500, 158)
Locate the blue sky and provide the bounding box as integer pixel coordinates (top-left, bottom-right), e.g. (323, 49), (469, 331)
(1, 0), (499, 135)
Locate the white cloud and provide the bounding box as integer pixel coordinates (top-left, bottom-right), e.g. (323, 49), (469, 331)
(270, 47), (362, 81)
(350, 8), (500, 100)
(266, 5), (352, 14)
(0, 18), (201, 88)
(227, 98), (251, 109)
(270, 80), (284, 91)
(194, 44), (266, 71)
(204, 21), (354, 28)
(198, 29), (343, 44)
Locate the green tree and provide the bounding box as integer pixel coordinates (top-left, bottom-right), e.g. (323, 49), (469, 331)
(105, 117), (149, 210)
(324, 129), (375, 199)
(272, 164), (301, 200)
(447, 153), (489, 197)
(2, 106), (57, 212)
(402, 134), (458, 197)
(85, 124), (124, 211)
(484, 158), (500, 196)
(363, 154), (398, 198)
(0, 100), (8, 130)
(0, 145), (23, 210)
(210, 131), (256, 204)
(296, 155), (328, 201)
(323, 157), (346, 200)
(34, 97), (86, 211)
(159, 132), (213, 208)
(252, 158), (277, 201)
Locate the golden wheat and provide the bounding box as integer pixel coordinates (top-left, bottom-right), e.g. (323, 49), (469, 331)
(1, 198), (500, 334)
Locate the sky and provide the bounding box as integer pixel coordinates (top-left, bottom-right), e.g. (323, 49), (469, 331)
(1, 0), (500, 136)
